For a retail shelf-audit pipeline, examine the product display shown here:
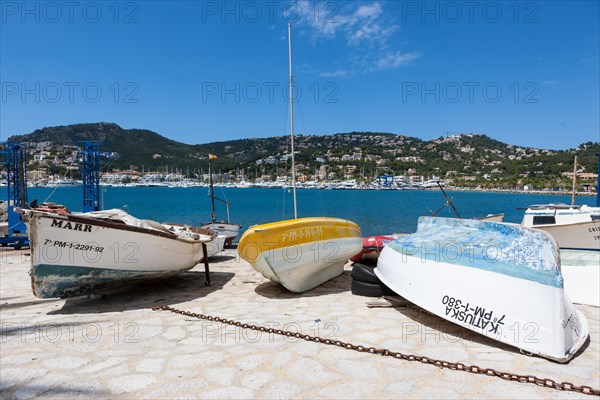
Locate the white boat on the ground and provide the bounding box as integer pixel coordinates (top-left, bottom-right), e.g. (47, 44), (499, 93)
(200, 154), (241, 246)
(199, 221), (240, 246)
(521, 203), (600, 251)
(24, 209), (213, 298)
(375, 216), (589, 362)
(161, 223), (226, 260)
(560, 249), (600, 307)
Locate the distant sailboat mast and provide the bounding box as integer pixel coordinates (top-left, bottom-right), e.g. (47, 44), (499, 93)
(209, 157), (216, 222)
(571, 156), (577, 206)
(288, 22), (298, 219)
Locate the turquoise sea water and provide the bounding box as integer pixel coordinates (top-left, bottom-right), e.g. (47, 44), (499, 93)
(13, 187), (598, 238)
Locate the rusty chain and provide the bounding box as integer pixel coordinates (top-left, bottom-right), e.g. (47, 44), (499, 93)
(152, 304), (600, 397)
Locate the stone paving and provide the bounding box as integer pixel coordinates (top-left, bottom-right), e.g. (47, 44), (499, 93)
(1, 247), (599, 399)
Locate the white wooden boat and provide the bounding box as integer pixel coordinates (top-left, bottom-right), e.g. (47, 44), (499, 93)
(375, 216), (589, 362)
(237, 25), (362, 293)
(522, 203), (600, 251)
(200, 155), (241, 246)
(199, 221), (240, 246)
(24, 209), (213, 298)
(560, 249), (600, 307)
(161, 223), (226, 260)
(238, 217), (362, 292)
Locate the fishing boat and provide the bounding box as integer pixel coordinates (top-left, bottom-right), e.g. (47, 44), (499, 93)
(161, 223), (226, 260)
(520, 156), (600, 252)
(375, 216), (589, 362)
(199, 154), (241, 246)
(521, 203), (600, 251)
(24, 209), (213, 298)
(237, 24), (362, 293)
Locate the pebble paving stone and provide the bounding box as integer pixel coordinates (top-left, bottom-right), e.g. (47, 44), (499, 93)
(1, 247), (599, 399)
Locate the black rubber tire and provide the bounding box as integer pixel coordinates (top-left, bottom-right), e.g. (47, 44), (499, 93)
(351, 263), (380, 284)
(380, 282), (397, 296)
(351, 279), (383, 297)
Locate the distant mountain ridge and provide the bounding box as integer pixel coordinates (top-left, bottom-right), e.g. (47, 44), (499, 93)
(6, 122), (600, 188)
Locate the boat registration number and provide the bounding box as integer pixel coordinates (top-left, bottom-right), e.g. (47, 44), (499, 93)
(43, 239), (104, 253)
(442, 295), (505, 334)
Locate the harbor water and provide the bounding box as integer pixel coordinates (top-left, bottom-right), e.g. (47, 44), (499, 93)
(18, 187), (598, 237)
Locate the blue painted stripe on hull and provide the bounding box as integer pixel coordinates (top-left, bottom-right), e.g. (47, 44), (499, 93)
(31, 264), (193, 298)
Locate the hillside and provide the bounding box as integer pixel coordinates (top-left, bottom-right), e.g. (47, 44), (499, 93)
(6, 122), (600, 189)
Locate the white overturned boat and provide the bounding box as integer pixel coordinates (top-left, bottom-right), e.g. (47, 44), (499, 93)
(24, 209), (213, 298)
(375, 217), (589, 362)
(521, 203), (600, 251)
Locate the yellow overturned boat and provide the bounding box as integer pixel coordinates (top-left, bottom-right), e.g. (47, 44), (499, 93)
(238, 217), (362, 293)
(239, 25), (362, 293)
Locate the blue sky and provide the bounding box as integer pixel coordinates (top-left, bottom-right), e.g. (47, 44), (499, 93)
(1, 1), (598, 149)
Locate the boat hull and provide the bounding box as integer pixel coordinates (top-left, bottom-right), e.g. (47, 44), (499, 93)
(203, 234), (226, 260)
(238, 217), (362, 293)
(522, 204), (600, 251)
(28, 212), (206, 298)
(199, 222), (241, 245)
(560, 249), (600, 307)
(531, 220), (600, 251)
(375, 217), (589, 362)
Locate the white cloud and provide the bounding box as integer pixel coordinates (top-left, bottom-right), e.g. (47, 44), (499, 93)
(296, 1), (397, 46)
(291, 1), (417, 74)
(371, 51), (421, 71)
(319, 69), (349, 77)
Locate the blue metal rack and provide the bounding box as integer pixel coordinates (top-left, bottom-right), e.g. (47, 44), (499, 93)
(1, 142), (29, 249)
(79, 141), (101, 212)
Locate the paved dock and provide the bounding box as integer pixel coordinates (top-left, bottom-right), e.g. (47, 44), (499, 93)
(1, 247), (599, 399)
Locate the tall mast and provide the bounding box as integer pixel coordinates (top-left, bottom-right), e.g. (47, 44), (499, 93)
(288, 22), (298, 219)
(597, 153), (600, 207)
(571, 156), (577, 206)
(209, 158), (216, 222)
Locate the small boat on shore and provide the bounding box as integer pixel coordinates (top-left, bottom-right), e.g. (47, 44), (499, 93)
(200, 154), (241, 246)
(375, 216), (589, 362)
(237, 25), (362, 293)
(238, 217), (362, 292)
(161, 223), (226, 260)
(24, 209), (213, 298)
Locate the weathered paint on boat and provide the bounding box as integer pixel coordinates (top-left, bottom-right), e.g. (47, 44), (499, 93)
(30, 264), (193, 298)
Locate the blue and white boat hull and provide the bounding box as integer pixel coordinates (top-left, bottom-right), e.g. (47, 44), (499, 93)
(375, 217), (589, 362)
